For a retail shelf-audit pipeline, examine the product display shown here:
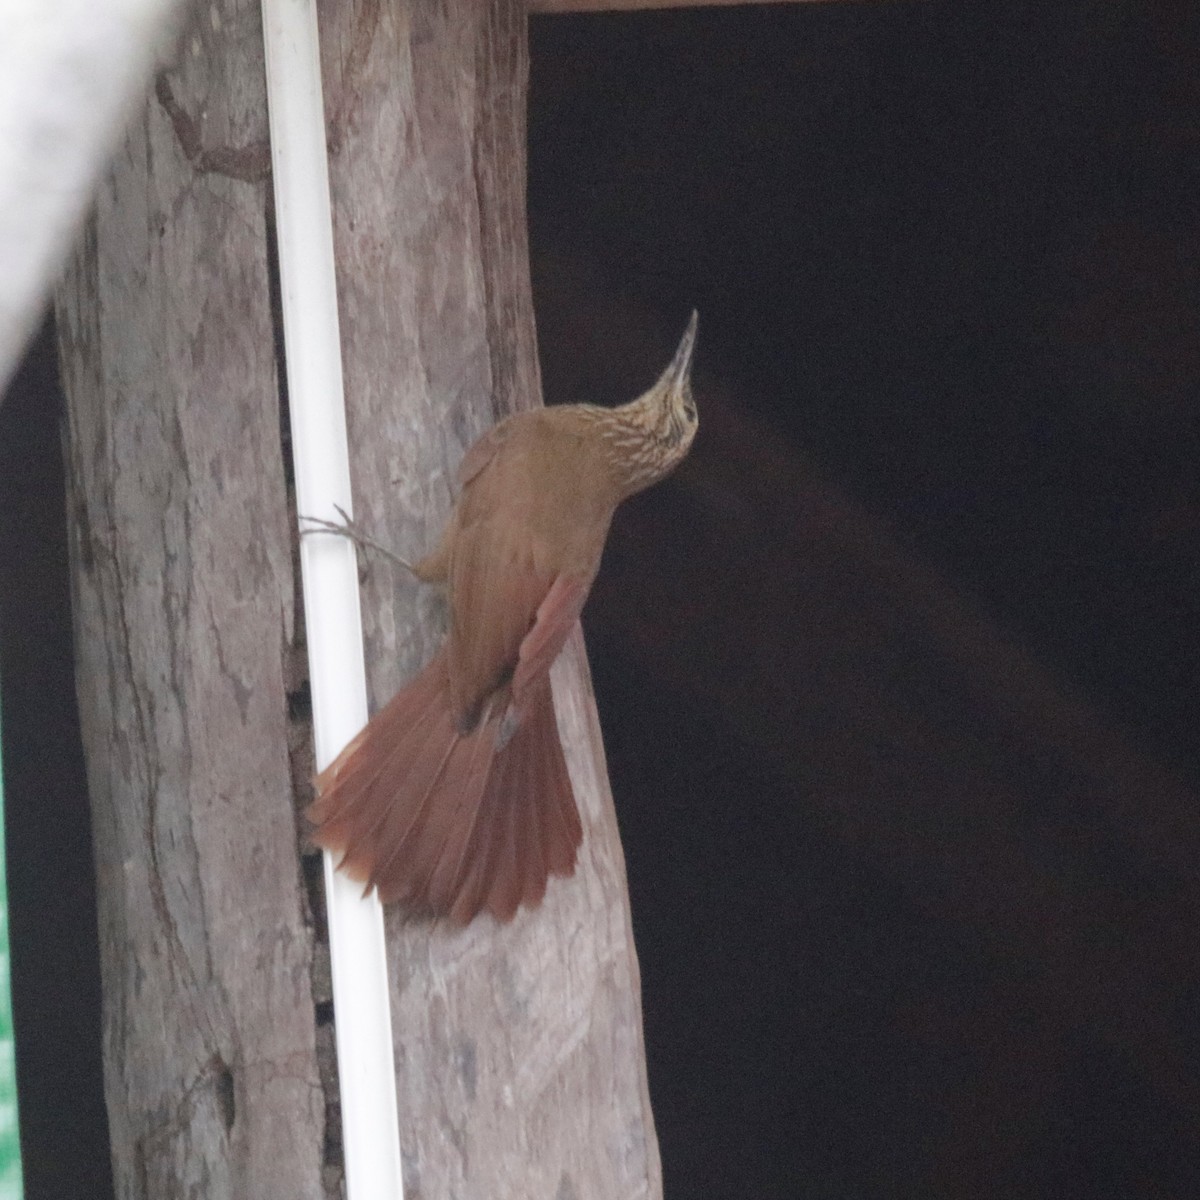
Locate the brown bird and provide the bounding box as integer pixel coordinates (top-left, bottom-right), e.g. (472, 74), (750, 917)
(307, 311), (699, 923)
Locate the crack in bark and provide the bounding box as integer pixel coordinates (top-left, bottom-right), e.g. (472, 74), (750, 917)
(264, 162), (343, 1197)
(155, 72), (271, 184)
(91, 391), (227, 1091)
(208, 605), (253, 724)
(471, 0), (535, 423)
(326, 0), (382, 159)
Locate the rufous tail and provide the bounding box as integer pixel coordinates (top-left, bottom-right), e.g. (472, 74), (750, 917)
(307, 650), (582, 923)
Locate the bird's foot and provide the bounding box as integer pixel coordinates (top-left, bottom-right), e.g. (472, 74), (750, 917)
(300, 504), (418, 577)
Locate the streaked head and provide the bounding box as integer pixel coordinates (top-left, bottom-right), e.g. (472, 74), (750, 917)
(594, 310), (701, 499)
(623, 309), (699, 458)
(656, 308), (699, 453)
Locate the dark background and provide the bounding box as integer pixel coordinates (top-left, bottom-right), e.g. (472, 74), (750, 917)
(3, 0), (1200, 1196)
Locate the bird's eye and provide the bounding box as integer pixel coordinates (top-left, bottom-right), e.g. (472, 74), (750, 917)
(683, 401), (697, 422)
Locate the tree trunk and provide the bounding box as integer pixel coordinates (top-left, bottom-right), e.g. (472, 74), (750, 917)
(55, 0), (661, 1196)
(54, 1), (326, 1195)
(316, 1), (661, 1197)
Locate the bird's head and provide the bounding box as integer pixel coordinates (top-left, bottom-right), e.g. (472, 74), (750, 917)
(598, 310), (700, 499)
(625, 309), (699, 460)
(652, 309), (699, 453)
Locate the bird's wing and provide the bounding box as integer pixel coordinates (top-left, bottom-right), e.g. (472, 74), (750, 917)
(446, 513), (543, 726)
(511, 574), (588, 708)
(446, 412), (594, 727)
(443, 428), (552, 723)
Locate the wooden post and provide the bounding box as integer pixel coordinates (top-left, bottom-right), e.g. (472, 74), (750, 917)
(55, 0), (661, 1195)
(316, 1), (661, 1196)
(54, 2), (326, 1196)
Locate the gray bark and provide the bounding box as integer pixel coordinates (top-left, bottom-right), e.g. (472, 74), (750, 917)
(55, 0), (662, 1196)
(55, 1), (325, 1196)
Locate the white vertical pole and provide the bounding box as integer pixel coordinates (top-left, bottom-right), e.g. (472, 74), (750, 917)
(260, 3), (404, 1198)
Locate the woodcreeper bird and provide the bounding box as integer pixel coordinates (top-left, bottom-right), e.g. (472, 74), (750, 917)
(307, 312), (699, 923)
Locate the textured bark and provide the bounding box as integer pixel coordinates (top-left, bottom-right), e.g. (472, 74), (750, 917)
(54, 3), (325, 1197)
(317, 0), (662, 1197)
(54, 0), (659, 1196)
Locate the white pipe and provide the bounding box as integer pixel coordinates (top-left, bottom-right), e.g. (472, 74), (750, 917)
(260, 4), (404, 1199)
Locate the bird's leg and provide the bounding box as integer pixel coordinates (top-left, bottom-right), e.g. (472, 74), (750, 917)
(300, 504), (418, 578)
